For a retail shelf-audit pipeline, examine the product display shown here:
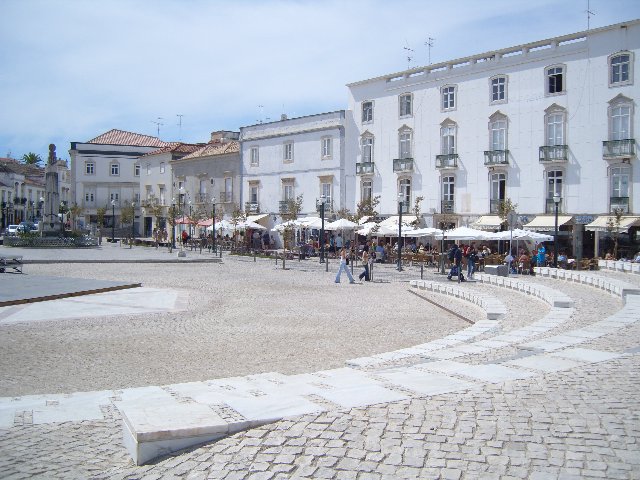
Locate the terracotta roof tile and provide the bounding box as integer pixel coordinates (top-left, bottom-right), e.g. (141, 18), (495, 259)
(87, 129), (166, 147)
(142, 142), (203, 157)
(179, 140), (240, 160)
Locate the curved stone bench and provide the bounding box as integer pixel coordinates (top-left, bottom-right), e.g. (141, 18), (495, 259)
(598, 259), (640, 275)
(475, 273), (574, 308)
(535, 267), (640, 301)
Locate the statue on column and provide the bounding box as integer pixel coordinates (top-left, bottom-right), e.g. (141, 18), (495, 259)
(42, 143), (62, 235)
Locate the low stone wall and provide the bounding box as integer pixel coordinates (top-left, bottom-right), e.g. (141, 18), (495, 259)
(3, 235), (98, 248)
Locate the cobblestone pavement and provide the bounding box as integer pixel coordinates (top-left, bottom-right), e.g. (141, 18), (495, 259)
(0, 249), (639, 479)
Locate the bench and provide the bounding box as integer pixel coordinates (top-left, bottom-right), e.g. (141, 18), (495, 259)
(0, 256), (23, 273)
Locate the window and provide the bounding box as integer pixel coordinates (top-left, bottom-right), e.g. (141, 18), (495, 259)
(159, 186), (166, 205)
(611, 165), (630, 199)
(610, 100), (631, 140)
(546, 65), (565, 94)
(160, 162), (165, 174)
(110, 192), (119, 203)
(441, 123), (456, 154)
(547, 170), (563, 201)
(490, 173), (506, 213)
(490, 76), (507, 103)
(399, 93), (412, 117)
(321, 182), (332, 206)
(362, 101), (373, 123)
(361, 135), (374, 163)
(321, 137), (332, 159)
(283, 141), (294, 162)
(489, 117), (507, 151)
(361, 180), (372, 202)
(250, 147), (259, 166)
(249, 184), (259, 204)
(134, 164), (140, 177)
(84, 192), (95, 203)
(442, 85), (456, 111)
(610, 52), (632, 86)
(399, 129), (412, 159)
(110, 163), (119, 176)
(146, 164), (151, 175)
(399, 178), (411, 212)
(134, 193), (140, 203)
(145, 185), (153, 201)
(283, 182), (294, 201)
(545, 106), (566, 146)
(224, 177), (232, 196)
(442, 176), (454, 213)
(85, 162), (94, 175)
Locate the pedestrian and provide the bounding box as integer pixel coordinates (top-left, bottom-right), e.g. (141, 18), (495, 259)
(335, 246), (356, 284)
(359, 249), (370, 281)
(467, 244), (478, 279)
(447, 244), (464, 282)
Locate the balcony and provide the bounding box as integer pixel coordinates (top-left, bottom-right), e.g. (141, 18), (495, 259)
(195, 193), (209, 204)
(316, 199), (333, 214)
(245, 202), (260, 214)
(393, 158), (414, 173)
(279, 200), (291, 214)
(545, 198), (564, 214)
(398, 202), (410, 214)
(356, 162), (375, 175)
(483, 150), (509, 166)
(610, 196), (630, 213)
(219, 191), (233, 203)
(441, 200), (454, 214)
(539, 145), (568, 163)
(489, 199), (502, 214)
(435, 154), (458, 169)
(603, 139), (636, 159)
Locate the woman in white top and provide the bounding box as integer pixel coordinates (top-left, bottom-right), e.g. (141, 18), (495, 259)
(335, 246), (356, 284)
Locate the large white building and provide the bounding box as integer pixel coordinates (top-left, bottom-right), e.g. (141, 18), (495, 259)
(346, 19), (639, 257)
(239, 111), (349, 228)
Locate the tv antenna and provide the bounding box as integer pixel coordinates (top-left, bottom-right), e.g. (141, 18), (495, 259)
(258, 104), (264, 123)
(585, 0), (595, 30)
(403, 43), (414, 69)
(425, 37), (434, 65)
(176, 114), (184, 140)
(151, 117), (164, 137)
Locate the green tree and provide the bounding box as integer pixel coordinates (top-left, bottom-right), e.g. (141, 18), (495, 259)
(354, 195), (380, 224)
(497, 198), (518, 230)
(68, 203), (83, 231)
(281, 195), (304, 252)
(142, 195), (165, 231)
(411, 196), (424, 228)
(21, 152), (43, 166)
(230, 204), (247, 247)
(96, 207), (107, 228)
(606, 207), (624, 259)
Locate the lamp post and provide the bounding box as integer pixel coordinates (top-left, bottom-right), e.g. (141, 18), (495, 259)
(171, 198), (176, 250)
(319, 194), (326, 263)
(211, 196), (216, 254)
(111, 199), (116, 243)
(130, 202), (136, 248)
(553, 192), (561, 268)
(397, 193), (403, 272)
(188, 200), (192, 239)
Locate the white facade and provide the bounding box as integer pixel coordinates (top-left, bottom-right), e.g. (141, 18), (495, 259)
(347, 19), (639, 254)
(240, 111), (349, 223)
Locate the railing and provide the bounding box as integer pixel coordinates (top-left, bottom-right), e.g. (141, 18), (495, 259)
(610, 196), (630, 213)
(435, 154), (458, 169)
(441, 200), (454, 214)
(245, 202), (260, 213)
(195, 193), (209, 204)
(219, 191), (233, 203)
(316, 199), (333, 214)
(398, 203), (410, 214)
(279, 200), (291, 214)
(393, 158), (414, 173)
(545, 198), (563, 214)
(356, 162), (375, 175)
(539, 145), (568, 162)
(484, 150), (509, 166)
(489, 199), (502, 214)
(603, 139), (636, 158)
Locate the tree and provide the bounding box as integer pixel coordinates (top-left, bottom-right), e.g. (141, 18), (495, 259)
(21, 152), (43, 166)
(354, 195), (380, 224)
(68, 203), (83, 231)
(121, 202), (135, 228)
(411, 196), (424, 228)
(96, 207), (107, 228)
(230, 204), (247, 247)
(142, 195), (165, 231)
(281, 195), (304, 252)
(606, 207), (624, 259)
(497, 198), (518, 230)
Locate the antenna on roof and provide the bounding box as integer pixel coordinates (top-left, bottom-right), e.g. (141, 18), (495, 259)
(176, 114), (184, 141)
(151, 117), (164, 137)
(585, 0), (595, 30)
(425, 37), (434, 65)
(258, 105), (264, 124)
(403, 42), (414, 69)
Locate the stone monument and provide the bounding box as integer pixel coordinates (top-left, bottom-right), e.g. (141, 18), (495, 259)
(42, 143), (63, 236)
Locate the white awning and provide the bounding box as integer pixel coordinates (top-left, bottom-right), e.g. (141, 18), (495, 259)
(247, 214), (270, 226)
(379, 215), (417, 227)
(585, 215), (640, 233)
(523, 215), (573, 231)
(471, 215), (503, 231)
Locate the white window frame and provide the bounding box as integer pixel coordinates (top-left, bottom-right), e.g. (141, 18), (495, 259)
(490, 75), (507, 104)
(547, 169), (563, 200)
(398, 128), (412, 159)
(361, 179), (372, 202)
(283, 141), (294, 163)
(249, 184), (259, 204)
(84, 191), (95, 203)
(362, 101), (373, 123)
(442, 176), (455, 203)
(489, 114), (507, 151)
(321, 137), (332, 159)
(441, 85), (456, 111)
(146, 163), (151, 175)
(321, 182), (332, 207)
(546, 64), (566, 95)
(282, 182), (294, 201)
(110, 163), (120, 176)
(609, 51), (633, 87)
(361, 134), (374, 163)
(490, 172), (506, 203)
(440, 122), (456, 155)
(134, 164), (140, 177)
(160, 162), (165, 174)
(85, 162), (95, 175)
(399, 93), (412, 117)
(608, 95), (633, 141)
(610, 165), (631, 211)
(110, 192), (120, 203)
(544, 105), (566, 146)
(159, 186), (166, 205)
(250, 147), (259, 166)
(398, 178), (411, 210)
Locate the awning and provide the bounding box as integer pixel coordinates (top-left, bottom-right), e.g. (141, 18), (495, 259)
(379, 215), (417, 227)
(471, 215), (503, 231)
(246, 213), (270, 226)
(523, 215), (573, 231)
(585, 215), (640, 233)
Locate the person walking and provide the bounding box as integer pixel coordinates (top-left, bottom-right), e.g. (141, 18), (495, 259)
(359, 249), (370, 281)
(335, 246), (356, 284)
(447, 244), (464, 282)
(467, 245), (478, 279)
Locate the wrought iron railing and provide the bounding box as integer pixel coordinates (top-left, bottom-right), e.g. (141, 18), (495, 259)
(610, 196), (630, 213)
(483, 150), (509, 166)
(356, 162), (375, 175)
(489, 199), (502, 214)
(393, 158), (414, 173)
(219, 191), (233, 203)
(539, 145), (568, 162)
(435, 154), (458, 169)
(602, 139), (636, 158)
(545, 198), (563, 214)
(245, 202), (260, 213)
(441, 200), (454, 214)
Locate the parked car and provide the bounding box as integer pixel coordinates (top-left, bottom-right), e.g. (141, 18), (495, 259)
(6, 224), (19, 235)
(17, 221), (37, 233)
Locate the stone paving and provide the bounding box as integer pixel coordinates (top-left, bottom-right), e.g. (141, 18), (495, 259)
(0, 245), (639, 478)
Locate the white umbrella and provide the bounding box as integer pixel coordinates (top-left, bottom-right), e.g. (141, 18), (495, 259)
(237, 220), (267, 230)
(403, 227), (443, 237)
(356, 222), (379, 236)
(206, 219), (233, 232)
(325, 218), (359, 230)
(298, 216), (324, 229)
(485, 228), (553, 242)
(273, 220), (298, 232)
(434, 226), (491, 240)
(370, 225), (399, 236)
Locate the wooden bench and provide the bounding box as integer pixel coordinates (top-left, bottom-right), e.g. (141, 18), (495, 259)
(0, 256), (23, 273)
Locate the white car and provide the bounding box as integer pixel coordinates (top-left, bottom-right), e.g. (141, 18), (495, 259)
(6, 224), (19, 235)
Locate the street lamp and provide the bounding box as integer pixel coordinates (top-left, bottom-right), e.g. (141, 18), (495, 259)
(131, 202), (136, 247)
(171, 198), (176, 250)
(397, 193), (403, 272)
(553, 192), (561, 268)
(319, 194), (326, 263)
(111, 199), (116, 243)
(188, 200), (192, 239)
(211, 196), (216, 254)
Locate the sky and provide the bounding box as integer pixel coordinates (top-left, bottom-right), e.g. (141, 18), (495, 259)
(1, 0), (639, 161)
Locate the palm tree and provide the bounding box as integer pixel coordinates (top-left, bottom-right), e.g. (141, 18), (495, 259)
(21, 153), (43, 166)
